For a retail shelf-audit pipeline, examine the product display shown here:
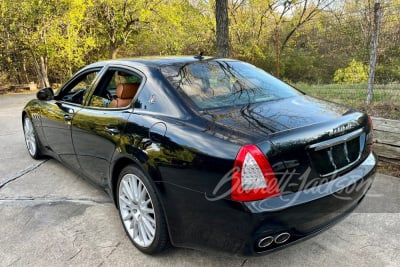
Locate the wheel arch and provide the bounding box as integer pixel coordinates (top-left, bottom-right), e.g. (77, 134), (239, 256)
(109, 155), (163, 207)
(21, 99), (38, 122)
(110, 157), (137, 206)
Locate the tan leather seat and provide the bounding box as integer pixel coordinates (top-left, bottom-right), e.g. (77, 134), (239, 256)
(180, 77), (203, 97)
(109, 83), (139, 108)
(212, 86), (230, 96)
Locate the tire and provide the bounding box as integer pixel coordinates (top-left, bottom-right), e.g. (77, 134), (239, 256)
(23, 116), (42, 159)
(117, 165), (169, 254)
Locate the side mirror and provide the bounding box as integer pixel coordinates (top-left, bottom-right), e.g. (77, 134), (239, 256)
(36, 87), (54, 101)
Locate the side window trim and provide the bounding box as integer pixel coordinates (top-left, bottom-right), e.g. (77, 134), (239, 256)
(81, 65), (110, 106)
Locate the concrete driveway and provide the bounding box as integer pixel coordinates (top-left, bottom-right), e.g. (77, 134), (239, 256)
(1, 93), (399, 267)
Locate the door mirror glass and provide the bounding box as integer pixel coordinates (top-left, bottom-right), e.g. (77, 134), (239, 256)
(37, 87), (54, 101)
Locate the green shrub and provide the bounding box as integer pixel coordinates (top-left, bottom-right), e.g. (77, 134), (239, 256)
(333, 60), (369, 84)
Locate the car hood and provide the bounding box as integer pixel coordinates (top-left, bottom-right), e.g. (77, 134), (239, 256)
(200, 95), (353, 141)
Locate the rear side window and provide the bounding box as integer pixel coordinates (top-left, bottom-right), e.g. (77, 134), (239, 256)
(88, 69), (142, 109)
(161, 60), (301, 110)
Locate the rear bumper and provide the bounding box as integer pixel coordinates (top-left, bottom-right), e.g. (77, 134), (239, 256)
(245, 153), (376, 255)
(160, 153), (376, 256)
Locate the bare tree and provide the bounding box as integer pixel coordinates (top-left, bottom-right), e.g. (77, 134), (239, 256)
(270, 0), (334, 77)
(96, 1), (140, 59)
(367, 0), (382, 105)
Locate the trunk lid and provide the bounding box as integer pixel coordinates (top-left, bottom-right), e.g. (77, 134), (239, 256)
(201, 95), (353, 139)
(257, 111), (372, 194)
(201, 95), (373, 194)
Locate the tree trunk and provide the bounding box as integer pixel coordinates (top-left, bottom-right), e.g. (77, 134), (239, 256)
(110, 47), (120, 59)
(215, 0), (229, 57)
(274, 26), (280, 78)
(68, 65), (73, 77)
(39, 56), (50, 87)
(30, 50), (49, 88)
(367, 1), (382, 105)
(109, 38), (120, 59)
(22, 59), (30, 84)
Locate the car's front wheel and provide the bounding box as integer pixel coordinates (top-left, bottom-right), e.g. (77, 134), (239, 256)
(117, 165), (169, 254)
(23, 116), (42, 159)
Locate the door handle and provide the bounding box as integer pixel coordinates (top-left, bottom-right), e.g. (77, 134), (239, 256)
(104, 126), (120, 135)
(64, 114), (73, 121)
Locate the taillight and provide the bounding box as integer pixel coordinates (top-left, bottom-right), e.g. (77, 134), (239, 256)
(232, 144), (280, 201)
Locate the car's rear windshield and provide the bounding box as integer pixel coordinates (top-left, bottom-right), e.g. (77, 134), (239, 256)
(161, 60), (302, 110)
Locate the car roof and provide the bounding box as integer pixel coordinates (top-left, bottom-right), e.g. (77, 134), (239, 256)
(84, 56), (244, 69)
(85, 56), (239, 70)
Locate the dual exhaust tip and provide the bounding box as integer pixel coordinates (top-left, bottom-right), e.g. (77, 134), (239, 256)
(257, 232), (291, 248)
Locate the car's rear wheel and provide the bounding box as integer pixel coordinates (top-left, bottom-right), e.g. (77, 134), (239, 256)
(23, 116), (42, 159)
(117, 165), (169, 254)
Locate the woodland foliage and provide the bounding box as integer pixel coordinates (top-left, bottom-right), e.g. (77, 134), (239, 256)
(0, 0), (399, 86)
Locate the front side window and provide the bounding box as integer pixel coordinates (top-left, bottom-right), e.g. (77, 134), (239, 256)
(57, 70), (99, 105)
(161, 60), (301, 110)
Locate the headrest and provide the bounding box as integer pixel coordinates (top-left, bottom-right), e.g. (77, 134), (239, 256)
(116, 83), (139, 99)
(117, 71), (130, 77)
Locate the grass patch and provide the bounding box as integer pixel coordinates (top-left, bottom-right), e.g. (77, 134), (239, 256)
(295, 83), (400, 120)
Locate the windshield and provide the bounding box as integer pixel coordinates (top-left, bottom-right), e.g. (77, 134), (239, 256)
(161, 60), (302, 110)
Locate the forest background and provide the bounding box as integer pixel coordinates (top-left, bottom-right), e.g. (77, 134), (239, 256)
(0, 0), (399, 111)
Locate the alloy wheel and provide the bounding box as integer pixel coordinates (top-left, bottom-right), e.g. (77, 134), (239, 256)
(24, 117), (37, 157)
(118, 173), (156, 248)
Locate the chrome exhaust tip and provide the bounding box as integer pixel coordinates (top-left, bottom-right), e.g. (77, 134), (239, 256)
(258, 236), (274, 248)
(274, 232), (291, 244)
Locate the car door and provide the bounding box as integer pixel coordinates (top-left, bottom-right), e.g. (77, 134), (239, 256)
(40, 68), (103, 169)
(71, 66), (144, 186)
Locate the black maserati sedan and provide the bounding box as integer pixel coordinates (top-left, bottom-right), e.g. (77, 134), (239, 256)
(22, 56), (376, 255)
